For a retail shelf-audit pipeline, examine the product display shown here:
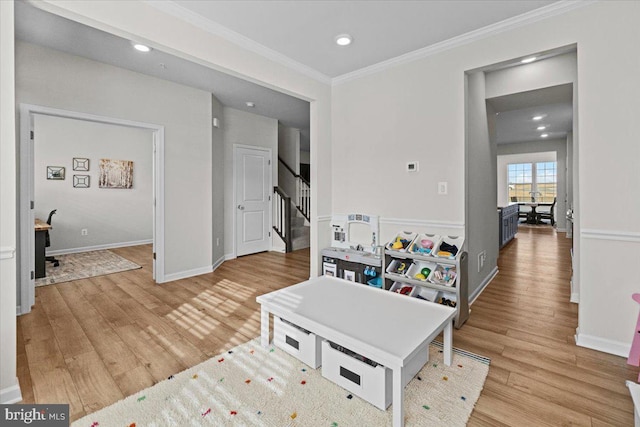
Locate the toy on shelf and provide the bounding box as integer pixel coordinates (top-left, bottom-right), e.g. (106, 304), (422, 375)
(433, 236), (465, 259)
(429, 265), (457, 287)
(386, 231), (417, 252)
(389, 282), (415, 296)
(405, 261), (436, 283)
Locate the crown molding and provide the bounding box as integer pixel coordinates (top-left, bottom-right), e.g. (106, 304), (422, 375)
(143, 0), (332, 85)
(332, 0), (594, 86)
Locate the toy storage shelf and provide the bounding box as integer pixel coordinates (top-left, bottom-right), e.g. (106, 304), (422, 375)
(382, 248), (469, 328)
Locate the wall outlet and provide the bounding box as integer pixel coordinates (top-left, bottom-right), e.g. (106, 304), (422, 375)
(438, 181), (448, 195)
(81, 228), (88, 236)
(478, 250), (486, 272)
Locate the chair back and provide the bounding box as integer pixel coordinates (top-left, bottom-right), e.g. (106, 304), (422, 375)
(46, 209), (57, 225)
(45, 209), (57, 248)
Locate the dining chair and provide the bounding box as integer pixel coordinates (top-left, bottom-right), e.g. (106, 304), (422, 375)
(536, 197), (556, 225)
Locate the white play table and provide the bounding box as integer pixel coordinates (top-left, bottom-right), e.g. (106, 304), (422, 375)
(257, 276), (456, 427)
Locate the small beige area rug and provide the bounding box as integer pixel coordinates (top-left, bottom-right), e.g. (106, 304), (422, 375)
(35, 250), (141, 287)
(73, 338), (489, 427)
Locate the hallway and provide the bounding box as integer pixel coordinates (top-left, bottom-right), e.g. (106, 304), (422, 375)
(464, 226), (635, 426)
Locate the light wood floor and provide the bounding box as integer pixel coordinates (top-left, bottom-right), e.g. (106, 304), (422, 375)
(17, 228), (636, 425)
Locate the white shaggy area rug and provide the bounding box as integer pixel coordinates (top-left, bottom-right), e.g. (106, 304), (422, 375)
(72, 338), (489, 427)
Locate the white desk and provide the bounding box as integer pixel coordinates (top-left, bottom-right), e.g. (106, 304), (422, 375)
(257, 276), (456, 427)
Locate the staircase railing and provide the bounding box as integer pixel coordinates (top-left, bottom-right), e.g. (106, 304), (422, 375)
(278, 157), (310, 222)
(273, 186), (292, 253)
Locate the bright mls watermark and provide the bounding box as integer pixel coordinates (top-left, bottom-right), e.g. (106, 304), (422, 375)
(1, 404), (69, 426)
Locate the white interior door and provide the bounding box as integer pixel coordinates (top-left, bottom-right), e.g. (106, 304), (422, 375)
(235, 146), (271, 257)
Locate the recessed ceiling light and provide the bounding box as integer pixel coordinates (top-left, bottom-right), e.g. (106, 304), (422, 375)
(521, 56), (537, 64)
(532, 115), (544, 121)
(246, 102), (255, 108)
(537, 126), (546, 130)
(335, 34), (353, 46)
(132, 43), (152, 53)
(540, 133), (549, 138)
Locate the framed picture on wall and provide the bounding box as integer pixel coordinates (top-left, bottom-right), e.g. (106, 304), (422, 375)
(99, 159), (133, 189)
(73, 158), (90, 171)
(73, 175), (90, 188)
(46, 166), (65, 180)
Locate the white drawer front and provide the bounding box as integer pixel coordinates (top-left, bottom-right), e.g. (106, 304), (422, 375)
(321, 340), (392, 410)
(273, 316), (322, 369)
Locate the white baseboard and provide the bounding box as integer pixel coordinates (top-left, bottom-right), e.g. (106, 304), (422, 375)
(570, 292), (579, 303)
(224, 253), (236, 261)
(47, 239), (153, 256)
(162, 265), (213, 283)
(469, 266), (499, 305)
(212, 255), (225, 271)
(0, 380), (22, 404)
(575, 329), (629, 357)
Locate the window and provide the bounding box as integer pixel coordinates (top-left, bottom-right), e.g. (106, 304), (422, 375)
(508, 163), (532, 202)
(508, 162), (557, 203)
(535, 162), (557, 203)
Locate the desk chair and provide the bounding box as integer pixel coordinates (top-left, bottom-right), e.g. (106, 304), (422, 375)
(45, 209), (60, 267)
(536, 197), (556, 226)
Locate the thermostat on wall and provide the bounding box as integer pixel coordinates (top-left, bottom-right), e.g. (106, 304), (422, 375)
(407, 161), (419, 172)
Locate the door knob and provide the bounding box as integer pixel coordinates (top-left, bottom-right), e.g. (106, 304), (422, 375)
(237, 205), (245, 210)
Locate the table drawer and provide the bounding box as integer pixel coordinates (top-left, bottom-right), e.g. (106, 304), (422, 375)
(321, 340), (392, 410)
(273, 316), (322, 369)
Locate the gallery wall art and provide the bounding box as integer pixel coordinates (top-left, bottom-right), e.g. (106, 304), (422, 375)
(98, 159), (134, 189)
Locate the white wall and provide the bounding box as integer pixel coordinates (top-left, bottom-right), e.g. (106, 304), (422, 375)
(485, 52), (577, 98)
(33, 114), (153, 253)
(465, 71), (498, 299)
(0, 0), (21, 405)
(16, 41), (213, 280)
(332, 2), (640, 356)
(212, 94), (225, 265)
(278, 124), (300, 200)
(300, 150), (310, 164)
(222, 107), (278, 257)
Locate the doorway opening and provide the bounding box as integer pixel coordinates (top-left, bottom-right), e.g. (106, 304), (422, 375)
(18, 104), (165, 314)
(464, 46), (578, 306)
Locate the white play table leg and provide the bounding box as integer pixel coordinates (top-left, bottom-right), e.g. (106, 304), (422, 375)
(260, 307), (270, 347)
(392, 366), (404, 427)
(443, 319), (453, 366)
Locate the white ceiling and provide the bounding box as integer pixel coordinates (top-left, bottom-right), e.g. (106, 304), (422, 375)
(167, 0), (558, 79)
(15, 0), (575, 149)
(488, 84), (573, 144)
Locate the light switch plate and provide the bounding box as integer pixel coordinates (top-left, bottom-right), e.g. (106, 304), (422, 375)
(438, 181), (448, 195)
